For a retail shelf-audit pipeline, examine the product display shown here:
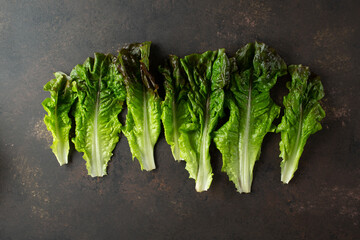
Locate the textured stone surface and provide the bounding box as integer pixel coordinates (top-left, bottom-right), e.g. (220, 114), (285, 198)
(0, 0), (359, 239)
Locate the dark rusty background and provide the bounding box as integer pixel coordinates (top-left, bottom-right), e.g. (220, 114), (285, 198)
(1, 0), (359, 239)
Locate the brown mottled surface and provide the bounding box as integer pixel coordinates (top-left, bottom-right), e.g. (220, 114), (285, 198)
(1, 0), (359, 239)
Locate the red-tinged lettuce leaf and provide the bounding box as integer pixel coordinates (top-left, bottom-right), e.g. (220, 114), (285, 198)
(118, 41), (161, 171)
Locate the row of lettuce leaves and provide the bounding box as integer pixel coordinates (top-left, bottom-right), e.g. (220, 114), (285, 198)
(43, 41), (160, 177)
(43, 41), (325, 193)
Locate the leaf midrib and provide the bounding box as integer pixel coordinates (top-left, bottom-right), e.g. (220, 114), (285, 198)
(142, 86), (155, 170)
(54, 93), (66, 164)
(92, 75), (102, 176)
(289, 104), (303, 164)
(172, 99), (180, 160)
(281, 103), (303, 183)
(196, 94), (210, 191)
(239, 81), (252, 192)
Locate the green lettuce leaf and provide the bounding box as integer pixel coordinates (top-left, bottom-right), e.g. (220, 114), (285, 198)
(118, 41), (161, 171)
(71, 53), (126, 177)
(179, 49), (230, 192)
(214, 42), (287, 193)
(42, 72), (77, 166)
(160, 55), (190, 161)
(277, 65), (325, 184)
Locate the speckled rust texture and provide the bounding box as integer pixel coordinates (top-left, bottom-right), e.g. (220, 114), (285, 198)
(0, 0), (359, 239)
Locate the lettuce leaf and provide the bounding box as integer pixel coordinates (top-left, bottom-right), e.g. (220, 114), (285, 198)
(42, 72), (77, 166)
(214, 42), (287, 193)
(160, 55), (190, 161)
(179, 49), (230, 192)
(118, 42), (161, 171)
(71, 53), (126, 177)
(277, 65), (325, 183)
